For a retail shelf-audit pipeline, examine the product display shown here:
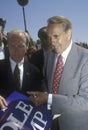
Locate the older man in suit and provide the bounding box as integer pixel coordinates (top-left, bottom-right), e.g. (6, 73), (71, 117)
(27, 16), (88, 130)
(0, 29), (42, 99)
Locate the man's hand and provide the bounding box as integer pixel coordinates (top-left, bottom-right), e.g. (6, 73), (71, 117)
(27, 91), (48, 106)
(0, 95), (8, 109)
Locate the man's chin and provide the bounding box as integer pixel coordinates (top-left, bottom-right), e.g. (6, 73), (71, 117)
(11, 57), (21, 63)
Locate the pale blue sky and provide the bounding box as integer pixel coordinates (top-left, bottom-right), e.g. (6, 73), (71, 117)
(0, 0), (88, 43)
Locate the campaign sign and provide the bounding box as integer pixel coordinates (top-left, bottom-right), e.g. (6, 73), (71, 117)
(0, 91), (53, 130)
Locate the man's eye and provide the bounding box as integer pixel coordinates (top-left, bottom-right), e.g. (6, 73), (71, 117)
(54, 35), (60, 38)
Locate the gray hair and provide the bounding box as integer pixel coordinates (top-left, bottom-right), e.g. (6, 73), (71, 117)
(47, 16), (72, 32)
(7, 29), (31, 45)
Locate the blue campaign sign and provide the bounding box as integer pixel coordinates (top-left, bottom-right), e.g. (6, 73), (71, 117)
(0, 91), (53, 130)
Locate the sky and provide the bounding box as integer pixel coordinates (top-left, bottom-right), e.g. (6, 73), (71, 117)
(0, 0), (88, 43)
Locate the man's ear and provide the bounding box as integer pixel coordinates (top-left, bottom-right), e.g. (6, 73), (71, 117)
(67, 29), (72, 40)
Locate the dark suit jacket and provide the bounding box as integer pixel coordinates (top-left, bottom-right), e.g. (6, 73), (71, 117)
(0, 59), (42, 98)
(30, 49), (44, 79)
(4, 45), (9, 60)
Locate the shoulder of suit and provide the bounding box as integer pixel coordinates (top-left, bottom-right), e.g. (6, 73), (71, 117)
(74, 43), (88, 54)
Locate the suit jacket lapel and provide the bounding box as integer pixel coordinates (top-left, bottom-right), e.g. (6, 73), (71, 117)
(22, 61), (30, 90)
(46, 51), (56, 92)
(59, 43), (79, 92)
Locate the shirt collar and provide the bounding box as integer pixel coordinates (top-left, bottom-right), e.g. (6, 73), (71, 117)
(10, 57), (24, 73)
(62, 40), (72, 64)
(10, 57), (24, 66)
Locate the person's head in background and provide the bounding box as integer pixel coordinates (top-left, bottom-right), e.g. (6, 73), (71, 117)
(0, 18), (6, 46)
(25, 30), (37, 60)
(47, 16), (72, 54)
(25, 30), (37, 51)
(38, 26), (51, 51)
(7, 29), (29, 63)
(0, 18), (6, 29)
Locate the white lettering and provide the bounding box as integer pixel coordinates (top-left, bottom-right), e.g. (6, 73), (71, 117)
(0, 121), (18, 130)
(31, 111), (47, 130)
(16, 101), (33, 116)
(0, 101), (33, 129)
(7, 113), (27, 129)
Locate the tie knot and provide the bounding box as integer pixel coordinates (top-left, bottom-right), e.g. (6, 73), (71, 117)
(56, 55), (63, 67)
(59, 55), (63, 60)
(15, 64), (18, 68)
(14, 64), (19, 73)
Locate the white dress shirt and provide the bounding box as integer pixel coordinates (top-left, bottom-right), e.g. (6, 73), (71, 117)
(10, 57), (24, 89)
(0, 43), (5, 60)
(47, 40), (72, 110)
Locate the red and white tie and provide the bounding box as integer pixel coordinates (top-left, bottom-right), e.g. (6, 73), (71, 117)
(52, 55), (64, 94)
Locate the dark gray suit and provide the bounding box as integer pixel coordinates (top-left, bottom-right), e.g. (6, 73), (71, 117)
(45, 43), (88, 130)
